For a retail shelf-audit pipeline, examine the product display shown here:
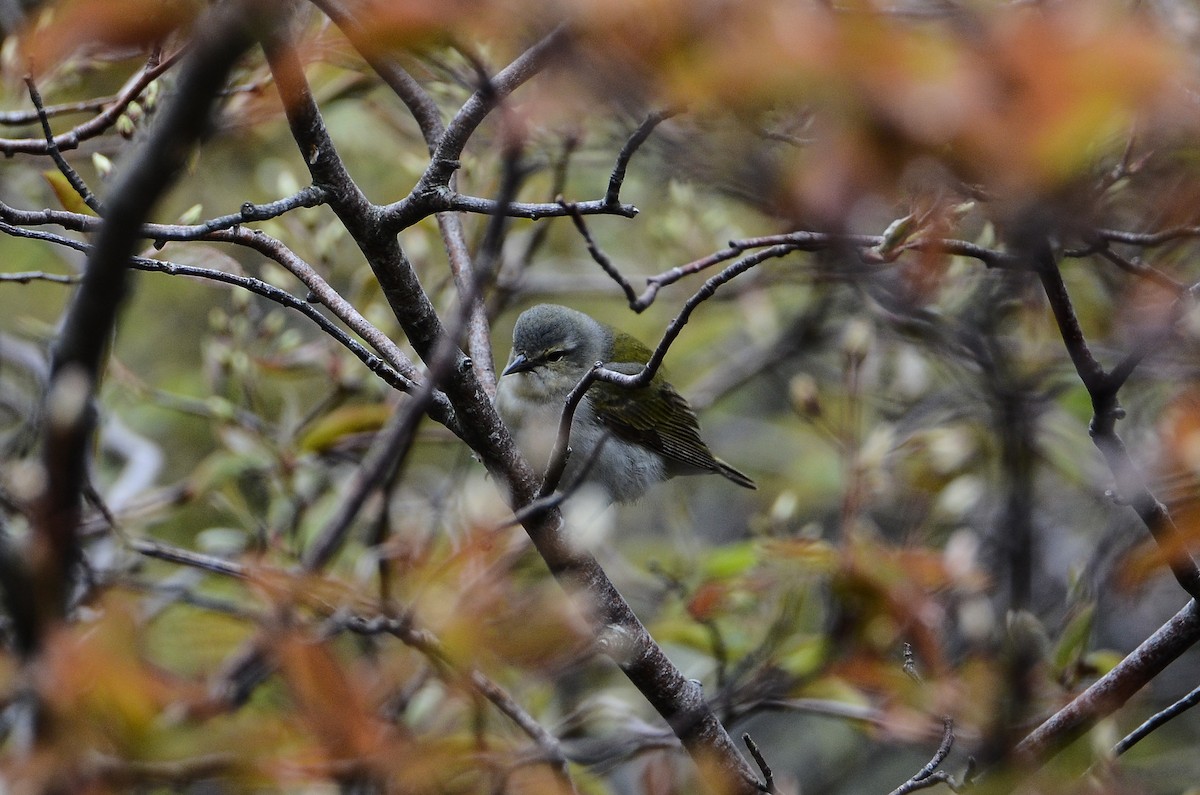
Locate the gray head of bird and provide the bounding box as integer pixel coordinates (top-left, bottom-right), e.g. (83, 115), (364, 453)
(500, 304), (613, 401)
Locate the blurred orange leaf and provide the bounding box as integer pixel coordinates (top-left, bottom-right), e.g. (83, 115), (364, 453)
(273, 632), (386, 763)
(25, 0), (202, 73)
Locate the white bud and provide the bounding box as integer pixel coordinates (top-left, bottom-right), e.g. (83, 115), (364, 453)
(176, 203), (204, 225)
(842, 318), (874, 364)
(46, 365), (92, 432)
(943, 528), (979, 581)
(958, 596), (995, 643)
(858, 425), (895, 471)
(926, 428), (974, 474)
(4, 460), (47, 504)
(788, 374), (821, 417)
(935, 475), (983, 520)
(91, 152), (114, 179)
(770, 490), (799, 524)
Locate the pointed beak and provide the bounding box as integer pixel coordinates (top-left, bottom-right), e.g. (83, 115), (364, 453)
(502, 353), (534, 376)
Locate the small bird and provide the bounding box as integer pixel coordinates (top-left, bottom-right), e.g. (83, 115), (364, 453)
(496, 303), (756, 502)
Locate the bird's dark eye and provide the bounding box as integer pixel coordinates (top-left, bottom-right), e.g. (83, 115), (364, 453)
(545, 349), (567, 362)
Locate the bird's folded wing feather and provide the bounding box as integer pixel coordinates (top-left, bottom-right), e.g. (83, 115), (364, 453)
(588, 360), (722, 473)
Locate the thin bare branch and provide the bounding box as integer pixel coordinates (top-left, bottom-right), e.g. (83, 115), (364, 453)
(560, 198), (640, 308)
(605, 109), (679, 207)
(130, 538), (247, 579)
(25, 76), (104, 214)
(0, 187), (327, 244)
(0, 270), (78, 284)
(0, 219), (422, 400)
(395, 25), (568, 215)
(594, 245), (797, 391)
(308, 0), (446, 150)
(742, 733), (775, 794)
(887, 718), (959, 795)
(0, 50), (181, 155)
(1017, 599), (1200, 762)
(1033, 245), (1200, 600)
(1112, 681), (1200, 757)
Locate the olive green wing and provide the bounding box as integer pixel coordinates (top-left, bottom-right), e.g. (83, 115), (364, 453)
(587, 333), (723, 475)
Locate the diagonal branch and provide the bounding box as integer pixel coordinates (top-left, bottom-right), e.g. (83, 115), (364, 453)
(1017, 599), (1200, 762)
(25, 76), (104, 214)
(1032, 244), (1200, 600)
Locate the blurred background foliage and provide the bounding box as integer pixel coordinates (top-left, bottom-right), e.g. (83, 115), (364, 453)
(2, 0), (1200, 793)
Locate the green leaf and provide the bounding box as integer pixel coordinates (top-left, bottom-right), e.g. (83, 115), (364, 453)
(700, 540), (759, 580)
(298, 403), (390, 453)
(1052, 602), (1095, 677)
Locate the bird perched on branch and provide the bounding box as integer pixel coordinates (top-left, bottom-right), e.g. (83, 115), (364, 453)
(497, 303), (756, 502)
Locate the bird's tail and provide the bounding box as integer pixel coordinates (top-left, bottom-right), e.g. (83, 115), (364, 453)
(715, 459), (756, 490)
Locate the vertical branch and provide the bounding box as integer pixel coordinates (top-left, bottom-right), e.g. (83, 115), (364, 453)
(30, 3), (259, 638)
(992, 369), (1036, 613)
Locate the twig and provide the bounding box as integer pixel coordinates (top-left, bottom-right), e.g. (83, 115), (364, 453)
(308, 0), (446, 151)
(605, 108), (679, 207)
(499, 435), (611, 528)
(0, 220), (419, 397)
(1093, 246), (1185, 296)
(407, 28), (566, 201)
(0, 271), (78, 284)
(25, 76), (104, 214)
(629, 231), (1017, 311)
(1094, 225), (1200, 248)
(1112, 681), (1200, 757)
(742, 733), (776, 794)
(0, 50), (182, 155)
(1, 94), (118, 125)
(225, 226), (427, 390)
(129, 538), (247, 579)
(560, 198), (640, 307)
(0, 187), (327, 245)
(387, 185), (637, 230)
(903, 642), (921, 682)
(593, 245), (796, 392)
(887, 718), (959, 795)
(380, 26), (575, 231)
(151, 186), (328, 243)
(538, 364), (602, 498)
